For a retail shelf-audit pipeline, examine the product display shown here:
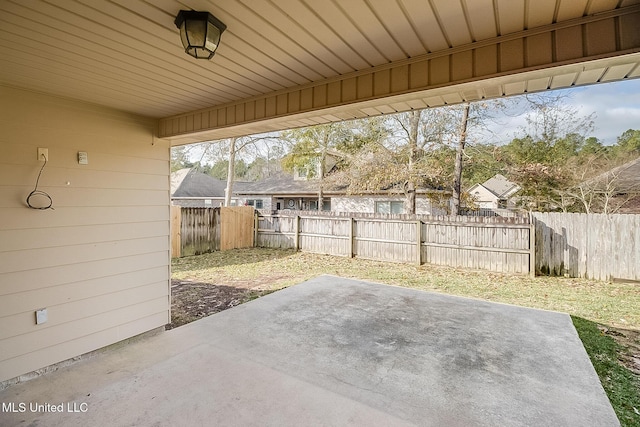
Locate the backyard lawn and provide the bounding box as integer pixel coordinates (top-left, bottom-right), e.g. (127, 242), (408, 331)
(171, 247), (640, 426)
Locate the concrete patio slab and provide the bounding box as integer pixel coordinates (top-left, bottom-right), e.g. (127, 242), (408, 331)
(0, 275), (618, 426)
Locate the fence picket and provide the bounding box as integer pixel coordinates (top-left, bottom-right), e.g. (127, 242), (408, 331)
(257, 212), (532, 274)
(532, 212), (639, 281)
(173, 208), (638, 282)
(171, 207), (254, 256)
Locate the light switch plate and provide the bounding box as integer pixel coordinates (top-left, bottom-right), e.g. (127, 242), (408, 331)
(36, 308), (47, 325)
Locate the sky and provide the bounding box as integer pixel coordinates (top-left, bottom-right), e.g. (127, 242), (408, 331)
(493, 78), (640, 146)
(567, 78), (640, 144)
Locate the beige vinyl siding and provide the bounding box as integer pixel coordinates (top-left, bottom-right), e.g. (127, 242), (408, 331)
(0, 86), (170, 382)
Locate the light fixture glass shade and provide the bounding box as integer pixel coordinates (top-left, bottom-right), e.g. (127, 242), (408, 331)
(175, 10), (226, 60)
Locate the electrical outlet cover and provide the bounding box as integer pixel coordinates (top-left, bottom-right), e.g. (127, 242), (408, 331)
(37, 148), (48, 161)
(36, 308), (48, 324)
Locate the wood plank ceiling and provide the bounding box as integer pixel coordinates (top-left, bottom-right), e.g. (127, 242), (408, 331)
(1, 0), (639, 143)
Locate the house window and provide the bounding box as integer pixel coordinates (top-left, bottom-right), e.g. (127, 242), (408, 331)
(294, 166), (308, 180)
(309, 200), (318, 210)
(322, 200), (331, 211)
(375, 201), (404, 214)
(246, 199), (263, 209)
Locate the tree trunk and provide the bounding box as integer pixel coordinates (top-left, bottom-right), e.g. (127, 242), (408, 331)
(224, 137), (237, 207)
(406, 110), (420, 214)
(452, 103), (470, 215)
(317, 150), (326, 211)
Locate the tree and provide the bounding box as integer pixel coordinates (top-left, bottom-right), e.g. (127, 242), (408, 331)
(222, 135), (276, 206)
(520, 93), (595, 145)
(209, 159), (248, 180)
(502, 93), (595, 211)
(245, 140), (285, 180)
(396, 110), (421, 213)
(323, 110), (454, 214)
(170, 145), (191, 172)
(579, 137), (606, 157)
(612, 129), (640, 158)
(281, 123), (354, 209)
(326, 100), (510, 214)
(384, 108), (456, 213)
(460, 143), (504, 185)
(224, 137), (238, 207)
(451, 103), (470, 215)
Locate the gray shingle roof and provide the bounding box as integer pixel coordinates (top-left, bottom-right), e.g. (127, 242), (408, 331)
(482, 174), (520, 198)
(587, 157), (640, 193)
(234, 173), (318, 195)
(171, 169), (250, 198)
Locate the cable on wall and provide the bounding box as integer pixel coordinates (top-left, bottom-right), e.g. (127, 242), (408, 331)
(26, 154), (54, 210)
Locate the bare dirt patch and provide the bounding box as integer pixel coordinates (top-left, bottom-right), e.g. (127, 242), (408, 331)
(601, 326), (640, 377)
(167, 279), (274, 329)
(168, 280), (245, 329)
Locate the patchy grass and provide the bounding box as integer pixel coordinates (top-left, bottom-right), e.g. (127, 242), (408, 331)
(573, 317), (640, 427)
(172, 247), (640, 424)
(172, 247), (640, 328)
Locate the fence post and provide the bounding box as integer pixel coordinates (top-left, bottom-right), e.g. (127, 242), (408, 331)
(529, 216), (536, 277)
(170, 206), (181, 258)
(349, 217), (355, 258)
(416, 220), (422, 265)
(294, 215), (300, 251)
(254, 211), (259, 247)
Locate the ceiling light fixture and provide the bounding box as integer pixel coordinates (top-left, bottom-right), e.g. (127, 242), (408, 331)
(174, 10), (227, 60)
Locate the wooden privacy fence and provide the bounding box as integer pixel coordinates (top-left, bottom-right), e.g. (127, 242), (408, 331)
(533, 212), (640, 282)
(257, 212), (534, 275)
(171, 206), (255, 257)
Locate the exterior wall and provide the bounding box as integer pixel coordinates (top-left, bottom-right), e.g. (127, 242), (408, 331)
(332, 195), (443, 215)
(469, 185), (499, 209)
(236, 195), (274, 210)
(0, 86), (170, 382)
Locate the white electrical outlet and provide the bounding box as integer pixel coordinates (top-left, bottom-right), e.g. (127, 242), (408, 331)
(36, 308), (48, 325)
(37, 148), (48, 161)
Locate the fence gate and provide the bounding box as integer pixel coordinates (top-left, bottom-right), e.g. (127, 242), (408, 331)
(170, 206), (255, 257)
(220, 206), (255, 250)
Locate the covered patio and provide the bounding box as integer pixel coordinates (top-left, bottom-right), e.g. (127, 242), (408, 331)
(0, 276), (619, 426)
(0, 0), (639, 421)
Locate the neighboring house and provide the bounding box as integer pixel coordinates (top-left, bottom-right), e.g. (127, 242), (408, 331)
(229, 150), (341, 211)
(582, 156), (640, 213)
(467, 174), (521, 210)
(234, 173), (328, 211)
(331, 190), (448, 215)
(170, 168), (247, 207)
(253, 148), (448, 214)
(235, 172), (448, 215)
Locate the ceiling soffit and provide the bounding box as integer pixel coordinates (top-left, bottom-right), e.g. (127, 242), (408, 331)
(161, 5), (640, 143)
